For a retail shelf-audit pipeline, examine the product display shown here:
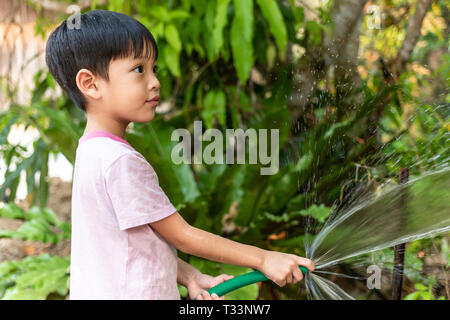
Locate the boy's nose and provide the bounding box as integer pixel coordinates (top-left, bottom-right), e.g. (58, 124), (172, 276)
(148, 78), (160, 91)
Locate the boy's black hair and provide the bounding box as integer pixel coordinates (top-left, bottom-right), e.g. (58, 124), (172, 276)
(45, 10), (158, 112)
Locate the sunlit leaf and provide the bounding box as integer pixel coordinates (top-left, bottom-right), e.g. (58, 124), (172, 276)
(256, 0), (287, 60)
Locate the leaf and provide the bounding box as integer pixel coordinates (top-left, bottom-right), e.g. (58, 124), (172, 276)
(404, 291), (420, 300)
(0, 154), (35, 202)
(295, 204), (334, 223)
(150, 21), (164, 41)
(165, 23), (182, 53)
(293, 6), (304, 24)
(199, 88), (226, 128)
(148, 5), (171, 22)
(0, 203), (26, 219)
(266, 44), (276, 69)
(233, 0), (253, 40)
(0, 230), (22, 239)
(184, 16), (204, 57)
(168, 9), (191, 21)
(0, 113), (18, 145)
(201, 90), (217, 130)
(163, 44), (181, 78)
(306, 20), (322, 46)
(414, 283), (427, 291)
(204, 0), (217, 61)
(230, 0), (254, 84)
(213, 0), (232, 57)
(263, 211), (289, 223)
(256, 0), (287, 60)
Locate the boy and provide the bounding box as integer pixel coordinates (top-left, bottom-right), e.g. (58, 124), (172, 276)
(45, 10), (314, 300)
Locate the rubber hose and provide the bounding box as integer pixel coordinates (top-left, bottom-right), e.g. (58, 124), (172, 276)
(199, 266), (309, 298)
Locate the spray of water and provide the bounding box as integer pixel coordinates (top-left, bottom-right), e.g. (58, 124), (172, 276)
(305, 273), (357, 300)
(303, 167), (450, 299)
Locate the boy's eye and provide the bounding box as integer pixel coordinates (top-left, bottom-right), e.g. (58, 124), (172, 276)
(133, 65), (144, 73)
(132, 65), (158, 74)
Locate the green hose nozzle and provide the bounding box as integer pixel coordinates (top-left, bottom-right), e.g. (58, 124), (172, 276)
(196, 266), (309, 299)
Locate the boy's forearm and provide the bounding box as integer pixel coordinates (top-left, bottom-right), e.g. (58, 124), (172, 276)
(177, 258), (201, 287)
(179, 225), (266, 270)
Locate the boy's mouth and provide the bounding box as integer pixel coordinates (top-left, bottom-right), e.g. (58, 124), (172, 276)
(146, 95), (160, 102)
(146, 96), (160, 106)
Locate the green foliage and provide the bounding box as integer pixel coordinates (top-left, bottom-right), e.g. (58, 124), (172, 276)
(212, 0), (231, 57)
(404, 281), (445, 300)
(0, 254), (70, 300)
(382, 102), (450, 175)
(256, 0), (287, 60)
(230, 0), (254, 84)
(201, 89), (227, 129)
(0, 203), (70, 244)
(0, 69), (84, 207)
(295, 204), (334, 223)
(0, 203), (70, 299)
(344, 237), (448, 300)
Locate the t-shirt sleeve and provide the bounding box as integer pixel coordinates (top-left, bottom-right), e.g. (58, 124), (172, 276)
(104, 152), (177, 230)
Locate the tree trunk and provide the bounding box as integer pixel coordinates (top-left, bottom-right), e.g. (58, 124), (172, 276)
(363, 0), (432, 143)
(392, 0), (432, 75)
(288, 0), (369, 121)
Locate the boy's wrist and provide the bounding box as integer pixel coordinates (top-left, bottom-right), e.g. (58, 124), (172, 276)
(177, 258), (202, 287)
(254, 248), (268, 271)
(185, 269), (202, 287)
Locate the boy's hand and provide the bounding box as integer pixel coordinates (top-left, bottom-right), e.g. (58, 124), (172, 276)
(259, 250), (314, 287)
(187, 273), (234, 300)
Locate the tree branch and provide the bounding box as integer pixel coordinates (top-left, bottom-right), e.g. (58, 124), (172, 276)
(363, 0), (432, 145)
(392, 0), (432, 75)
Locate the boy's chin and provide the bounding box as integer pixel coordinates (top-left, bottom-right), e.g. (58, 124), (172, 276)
(130, 109), (156, 123)
(137, 113), (156, 123)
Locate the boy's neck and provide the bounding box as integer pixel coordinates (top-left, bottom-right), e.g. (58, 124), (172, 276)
(84, 115), (130, 141)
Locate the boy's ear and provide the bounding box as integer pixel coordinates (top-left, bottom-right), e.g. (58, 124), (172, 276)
(76, 69), (102, 100)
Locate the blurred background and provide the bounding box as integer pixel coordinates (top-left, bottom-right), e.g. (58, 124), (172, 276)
(0, 0), (448, 300)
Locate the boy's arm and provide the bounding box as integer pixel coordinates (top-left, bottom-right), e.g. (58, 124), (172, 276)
(150, 211), (314, 286)
(152, 212), (265, 269)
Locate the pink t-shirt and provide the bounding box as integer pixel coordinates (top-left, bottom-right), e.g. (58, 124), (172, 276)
(69, 130), (180, 300)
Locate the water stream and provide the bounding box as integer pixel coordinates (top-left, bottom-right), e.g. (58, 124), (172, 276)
(303, 167), (450, 299)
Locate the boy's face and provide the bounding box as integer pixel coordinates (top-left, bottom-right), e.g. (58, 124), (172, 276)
(97, 52), (160, 124)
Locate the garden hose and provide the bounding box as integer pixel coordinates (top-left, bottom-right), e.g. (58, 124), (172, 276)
(196, 266), (309, 299)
